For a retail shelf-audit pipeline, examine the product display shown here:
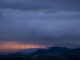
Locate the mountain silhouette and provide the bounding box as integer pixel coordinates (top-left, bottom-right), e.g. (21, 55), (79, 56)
(32, 47), (71, 55)
(0, 47), (80, 60)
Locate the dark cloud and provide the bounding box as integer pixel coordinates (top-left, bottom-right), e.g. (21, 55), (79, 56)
(0, 0), (80, 11)
(0, 0), (80, 48)
(0, 8), (80, 48)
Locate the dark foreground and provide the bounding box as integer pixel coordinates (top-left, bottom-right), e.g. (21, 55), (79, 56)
(0, 47), (80, 60)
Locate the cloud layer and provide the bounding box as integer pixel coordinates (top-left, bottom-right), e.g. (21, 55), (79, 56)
(0, 8), (80, 48)
(0, 0), (80, 48)
(0, 0), (80, 11)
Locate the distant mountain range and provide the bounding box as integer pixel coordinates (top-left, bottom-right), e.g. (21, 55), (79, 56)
(0, 47), (79, 54)
(0, 47), (80, 60)
(32, 47), (71, 54)
(0, 48), (39, 54)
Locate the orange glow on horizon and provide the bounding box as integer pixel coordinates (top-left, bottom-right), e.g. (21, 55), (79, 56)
(0, 41), (46, 51)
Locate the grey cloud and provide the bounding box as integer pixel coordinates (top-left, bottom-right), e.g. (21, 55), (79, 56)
(0, 9), (80, 48)
(0, 0), (80, 11)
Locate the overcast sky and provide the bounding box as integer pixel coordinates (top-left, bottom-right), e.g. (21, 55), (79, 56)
(0, 0), (80, 48)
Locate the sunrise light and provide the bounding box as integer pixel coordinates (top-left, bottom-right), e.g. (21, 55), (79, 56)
(0, 41), (46, 51)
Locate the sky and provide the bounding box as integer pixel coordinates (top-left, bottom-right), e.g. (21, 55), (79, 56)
(0, 0), (80, 51)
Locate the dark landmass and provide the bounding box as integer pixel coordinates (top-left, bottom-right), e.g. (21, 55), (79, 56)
(0, 47), (80, 60)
